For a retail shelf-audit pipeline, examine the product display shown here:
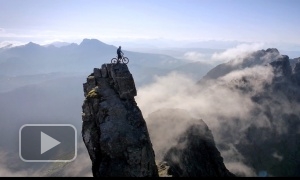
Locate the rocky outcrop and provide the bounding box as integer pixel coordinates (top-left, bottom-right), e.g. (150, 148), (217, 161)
(164, 121), (236, 177)
(81, 63), (158, 177)
(270, 55), (292, 79)
(146, 108), (236, 177)
(292, 61), (300, 86)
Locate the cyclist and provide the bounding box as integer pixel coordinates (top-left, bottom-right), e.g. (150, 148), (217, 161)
(117, 46), (124, 62)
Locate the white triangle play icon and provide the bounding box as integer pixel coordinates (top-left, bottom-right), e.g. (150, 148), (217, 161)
(41, 131), (61, 154)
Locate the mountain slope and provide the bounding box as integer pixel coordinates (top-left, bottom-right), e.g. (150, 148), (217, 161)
(197, 48), (300, 176)
(201, 48), (280, 81)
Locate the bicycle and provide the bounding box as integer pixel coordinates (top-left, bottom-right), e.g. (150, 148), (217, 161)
(111, 55), (129, 64)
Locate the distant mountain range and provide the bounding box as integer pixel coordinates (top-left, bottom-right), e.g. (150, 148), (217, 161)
(0, 38), (190, 75)
(0, 38), (213, 89)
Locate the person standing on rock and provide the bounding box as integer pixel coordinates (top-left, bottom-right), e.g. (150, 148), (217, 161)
(117, 46), (124, 62)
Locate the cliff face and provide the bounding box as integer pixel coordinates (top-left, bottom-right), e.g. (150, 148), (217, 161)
(81, 63), (158, 177)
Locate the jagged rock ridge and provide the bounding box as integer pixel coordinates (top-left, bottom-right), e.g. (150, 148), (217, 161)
(81, 63), (158, 177)
(146, 109), (235, 177)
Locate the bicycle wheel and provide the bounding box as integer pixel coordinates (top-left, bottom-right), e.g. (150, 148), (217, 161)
(111, 58), (118, 64)
(122, 57), (129, 64)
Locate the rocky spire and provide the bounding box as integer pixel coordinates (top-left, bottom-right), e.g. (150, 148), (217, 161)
(146, 109), (236, 177)
(81, 63), (158, 177)
(163, 120), (236, 177)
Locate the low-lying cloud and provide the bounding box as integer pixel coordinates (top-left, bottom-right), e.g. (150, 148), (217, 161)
(183, 51), (206, 62)
(0, 41), (25, 48)
(211, 43), (265, 63)
(137, 66), (274, 131)
(0, 149), (43, 177)
(0, 142), (92, 177)
(50, 142), (92, 177)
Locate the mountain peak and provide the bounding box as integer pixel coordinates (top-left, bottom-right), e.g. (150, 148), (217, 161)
(78, 38), (116, 53)
(265, 48), (279, 55)
(80, 38), (106, 46)
(23, 42), (42, 49)
(26, 42), (40, 46)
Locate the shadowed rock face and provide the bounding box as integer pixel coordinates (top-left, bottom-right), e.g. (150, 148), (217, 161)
(163, 121), (235, 177)
(81, 63), (158, 177)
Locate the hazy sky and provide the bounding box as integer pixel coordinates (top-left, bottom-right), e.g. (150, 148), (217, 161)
(0, 0), (299, 46)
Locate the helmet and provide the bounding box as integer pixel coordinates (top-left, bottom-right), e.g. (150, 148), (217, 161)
(119, 46), (121, 48)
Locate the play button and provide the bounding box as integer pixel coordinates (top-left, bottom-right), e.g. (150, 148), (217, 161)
(41, 132), (61, 154)
(19, 124), (77, 162)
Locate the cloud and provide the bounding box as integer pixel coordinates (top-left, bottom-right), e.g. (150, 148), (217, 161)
(219, 143), (257, 177)
(0, 149), (44, 177)
(0, 41), (26, 48)
(272, 152), (283, 162)
(0, 29), (82, 45)
(0, 142), (92, 177)
(41, 39), (65, 44)
(225, 162), (257, 177)
(183, 51), (205, 62)
(58, 142), (93, 177)
(136, 70), (266, 130)
(211, 43), (265, 63)
(219, 65), (274, 95)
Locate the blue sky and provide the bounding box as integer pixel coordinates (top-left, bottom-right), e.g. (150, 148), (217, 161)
(0, 0), (299, 47)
